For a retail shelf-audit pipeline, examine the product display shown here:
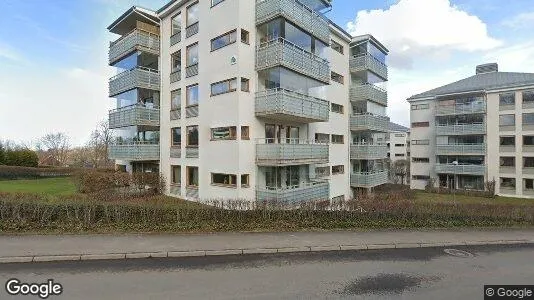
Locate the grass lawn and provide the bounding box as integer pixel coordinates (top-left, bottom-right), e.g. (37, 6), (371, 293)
(0, 177), (77, 196)
(415, 191), (534, 206)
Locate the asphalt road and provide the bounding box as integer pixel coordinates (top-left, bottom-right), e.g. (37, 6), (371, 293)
(1, 244), (533, 299)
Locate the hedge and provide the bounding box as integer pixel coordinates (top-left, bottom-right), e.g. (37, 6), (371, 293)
(0, 165), (114, 180)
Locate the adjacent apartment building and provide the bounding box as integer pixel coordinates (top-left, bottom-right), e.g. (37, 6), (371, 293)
(106, 0), (391, 202)
(408, 63), (534, 198)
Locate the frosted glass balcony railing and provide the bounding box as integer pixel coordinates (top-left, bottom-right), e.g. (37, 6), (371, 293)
(350, 83), (387, 106)
(256, 139), (329, 166)
(108, 104), (160, 129)
(350, 54), (388, 81)
(435, 164), (486, 175)
(109, 67), (160, 97)
(350, 144), (388, 160)
(256, 181), (329, 204)
(109, 29), (159, 64)
(255, 88), (329, 123)
(350, 171), (388, 188)
(436, 144), (486, 155)
(350, 114), (390, 132)
(108, 142), (160, 161)
(436, 123), (486, 135)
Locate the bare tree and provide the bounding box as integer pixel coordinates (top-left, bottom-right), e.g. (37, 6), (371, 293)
(39, 133), (70, 166)
(392, 159), (410, 185)
(87, 120), (113, 168)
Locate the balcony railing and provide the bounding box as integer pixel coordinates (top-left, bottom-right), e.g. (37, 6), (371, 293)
(170, 31), (181, 46)
(350, 171), (388, 188)
(108, 104), (160, 129)
(435, 103), (486, 116)
(436, 144), (487, 155)
(256, 139), (329, 166)
(186, 146), (199, 158)
(108, 142), (160, 161)
(436, 123), (486, 135)
(170, 146), (181, 158)
(256, 181), (329, 204)
(435, 164), (486, 175)
(255, 88), (329, 123)
(109, 67), (160, 97)
(350, 84), (387, 106)
(185, 22), (199, 38)
(350, 54), (388, 81)
(186, 105), (199, 118)
(255, 0), (330, 43)
(350, 144), (388, 160)
(170, 109), (181, 121)
(185, 63), (199, 78)
(350, 114), (390, 132)
(170, 70), (181, 83)
(170, 184), (181, 196)
(109, 29), (159, 65)
(256, 38), (330, 84)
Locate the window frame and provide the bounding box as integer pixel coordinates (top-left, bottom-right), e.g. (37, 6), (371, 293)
(499, 92), (516, 106)
(499, 114), (515, 126)
(186, 2), (199, 27)
(332, 165), (345, 175)
(412, 140), (429, 145)
(412, 122), (430, 128)
(241, 126), (250, 140)
(241, 78), (250, 92)
(171, 165), (181, 185)
(331, 103), (344, 114)
(241, 29), (250, 44)
(171, 89), (181, 111)
(210, 29), (237, 52)
(186, 43), (199, 67)
(330, 40), (344, 54)
(186, 84), (199, 107)
(186, 125), (199, 147)
(412, 157), (430, 163)
(331, 71), (344, 84)
(411, 103), (429, 110)
(211, 126), (237, 141)
(331, 134), (344, 144)
(211, 0), (225, 8)
(315, 133), (330, 144)
(211, 173), (237, 188)
(171, 127), (181, 146)
(171, 13), (181, 37)
(186, 166), (199, 187)
(211, 78), (238, 96)
(241, 174), (250, 188)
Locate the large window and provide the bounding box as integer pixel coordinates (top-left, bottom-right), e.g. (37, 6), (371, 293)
(211, 30), (237, 51)
(186, 84), (198, 106)
(171, 166), (181, 185)
(211, 173), (237, 187)
(211, 78), (237, 96)
(241, 174), (250, 187)
(499, 114), (515, 126)
(331, 72), (344, 84)
(523, 91), (534, 104)
(171, 51), (181, 73)
(331, 103), (344, 114)
(500, 178), (516, 188)
(523, 113), (534, 125)
(524, 136), (534, 146)
(332, 165), (344, 175)
(412, 122), (429, 128)
(186, 43), (199, 67)
(187, 126), (198, 146)
(331, 135), (344, 144)
(500, 136), (515, 146)
(499, 93), (515, 106)
(331, 40), (343, 54)
(171, 89), (181, 110)
(186, 2), (199, 27)
(241, 126), (249, 140)
(500, 157), (515, 167)
(315, 133), (329, 143)
(171, 127), (181, 146)
(524, 157), (534, 168)
(285, 22), (312, 52)
(525, 179), (534, 190)
(171, 13), (181, 36)
(187, 166), (199, 187)
(211, 126), (237, 140)
(411, 103), (429, 110)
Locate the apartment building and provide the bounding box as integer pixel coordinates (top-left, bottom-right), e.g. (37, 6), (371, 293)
(387, 122), (410, 162)
(408, 63), (534, 198)
(106, 0), (391, 202)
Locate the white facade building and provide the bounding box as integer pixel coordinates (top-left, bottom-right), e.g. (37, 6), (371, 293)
(106, 0), (391, 202)
(408, 63), (534, 198)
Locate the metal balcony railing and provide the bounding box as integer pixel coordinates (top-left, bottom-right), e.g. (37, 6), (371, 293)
(170, 70), (181, 83)
(350, 83), (387, 106)
(108, 104), (160, 129)
(436, 123), (486, 135)
(350, 54), (388, 81)
(255, 88), (329, 123)
(435, 164), (486, 175)
(185, 22), (199, 38)
(186, 146), (199, 158)
(186, 105), (199, 118)
(185, 63), (199, 78)
(256, 181), (329, 204)
(350, 171), (388, 188)
(170, 146), (181, 158)
(256, 38), (330, 84)
(109, 29), (159, 64)
(435, 102), (486, 116)
(109, 67), (160, 97)
(350, 113), (390, 132)
(256, 139), (329, 166)
(255, 0), (330, 43)
(108, 142), (160, 161)
(170, 109), (181, 121)
(436, 144), (487, 155)
(170, 31), (181, 46)
(350, 144), (388, 160)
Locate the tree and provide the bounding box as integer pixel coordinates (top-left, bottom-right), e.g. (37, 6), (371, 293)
(0, 141), (4, 165)
(39, 133), (70, 167)
(87, 120), (113, 168)
(392, 159), (410, 185)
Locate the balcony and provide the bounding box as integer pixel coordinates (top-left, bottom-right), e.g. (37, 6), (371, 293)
(256, 38), (330, 84)
(436, 123), (486, 135)
(255, 0), (330, 43)
(170, 70), (181, 83)
(108, 142), (160, 161)
(185, 63), (199, 78)
(109, 29), (159, 65)
(350, 171), (388, 188)
(185, 22), (199, 38)
(350, 114), (390, 132)
(435, 144), (486, 155)
(170, 32), (181, 46)
(435, 164), (486, 175)
(108, 104), (160, 129)
(109, 67), (160, 97)
(350, 84), (387, 106)
(256, 139), (329, 166)
(350, 144), (388, 160)
(350, 54), (388, 81)
(255, 88), (329, 123)
(186, 105), (199, 118)
(256, 181), (329, 204)
(435, 103), (486, 116)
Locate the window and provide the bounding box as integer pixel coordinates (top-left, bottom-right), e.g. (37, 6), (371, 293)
(171, 13), (181, 36)
(525, 179), (534, 190)
(331, 135), (344, 144)
(331, 72), (344, 84)
(186, 2), (199, 27)
(315, 133), (329, 143)
(523, 91), (534, 104)
(186, 43), (199, 67)
(525, 136), (534, 145)
(211, 0), (225, 7)
(186, 126), (199, 146)
(500, 178), (516, 188)
(395, 144), (405, 147)
(171, 127), (181, 146)
(412, 175), (430, 180)
(212, 173), (237, 187)
(395, 154), (405, 157)
(241, 174), (250, 187)
(331, 103), (344, 114)
(395, 134), (405, 137)
(500, 157), (515, 167)
(211, 78), (237, 96)
(412, 140), (429, 145)
(332, 165), (344, 175)
(241, 78), (250, 92)
(241, 29), (249, 44)
(171, 89), (181, 110)
(211, 30), (237, 51)
(171, 166), (181, 185)
(411, 103), (429, 110)
(315, 166), (330, 177)
(187, 166), (199, 187)
(412, 122), (429, 128)
(241, 126), (249, 140)
(171, 51), (181, 73)
(330, 40), (343, 54)
(412, 158), (430, 163)
(186, 84), (199, 106)
(500, 136), (515, 146)
(499, 93), (515, 106)
(524, 113), (534, 125)
(524, 157), (534, 168)
(499, 114), (515, 126)
(211, 126), (237, 140)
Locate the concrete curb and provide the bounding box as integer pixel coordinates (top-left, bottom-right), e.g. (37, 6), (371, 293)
(1, 239), (532, 264)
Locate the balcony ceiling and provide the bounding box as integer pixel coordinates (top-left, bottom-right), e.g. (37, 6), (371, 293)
(108, 6), (159, 35)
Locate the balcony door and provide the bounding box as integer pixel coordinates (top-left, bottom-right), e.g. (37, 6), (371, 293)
(265, 124), (299, 144)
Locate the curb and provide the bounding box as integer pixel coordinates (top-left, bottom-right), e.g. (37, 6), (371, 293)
(1, 239), (532, 264)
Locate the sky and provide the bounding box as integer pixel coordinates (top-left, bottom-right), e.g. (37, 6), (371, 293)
(1, 0), (534, 146)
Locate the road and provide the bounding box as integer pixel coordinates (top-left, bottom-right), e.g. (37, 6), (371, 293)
(1, 244), (533, 299)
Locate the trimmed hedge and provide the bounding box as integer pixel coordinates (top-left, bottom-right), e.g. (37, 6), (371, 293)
(0, 165), (114, 180)
(2, 149), (38, 167)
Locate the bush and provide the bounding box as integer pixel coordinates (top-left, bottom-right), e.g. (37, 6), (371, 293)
(3, 149), (38, 167)
(0, 165), (114, 180)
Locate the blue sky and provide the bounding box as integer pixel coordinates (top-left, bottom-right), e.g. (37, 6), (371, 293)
(1, 0), (534, 146)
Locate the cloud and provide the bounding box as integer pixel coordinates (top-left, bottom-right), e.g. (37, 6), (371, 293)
(502, 12), (534, 29)
(0, 43), (26, 64)
(483, 42), (534, 73)
(346, 0), (501, 69)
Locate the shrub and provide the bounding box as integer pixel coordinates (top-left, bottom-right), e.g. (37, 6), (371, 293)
(3, 149), (38, 167)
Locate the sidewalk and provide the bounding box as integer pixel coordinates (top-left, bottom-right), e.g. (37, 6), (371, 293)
(1, 228), (533, 263)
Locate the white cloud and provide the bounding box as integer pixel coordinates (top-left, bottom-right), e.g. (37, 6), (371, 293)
(502, 12), (534, 29)
(483, 42), (534, 73)
(0, 43), (26, 64)
(347, 0), (501, 69)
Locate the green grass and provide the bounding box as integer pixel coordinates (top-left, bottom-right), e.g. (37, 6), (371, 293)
(415, 191), (534, 206)
(0, 177), (77, 196)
